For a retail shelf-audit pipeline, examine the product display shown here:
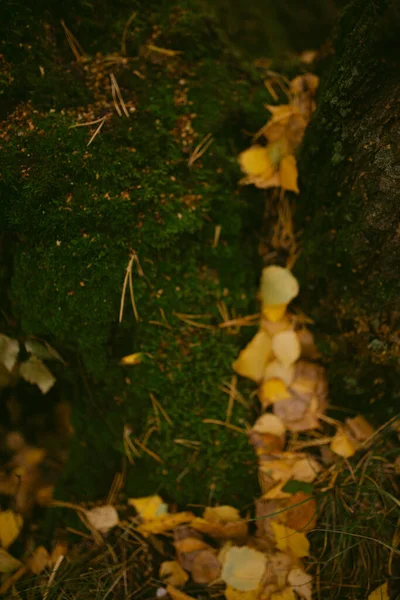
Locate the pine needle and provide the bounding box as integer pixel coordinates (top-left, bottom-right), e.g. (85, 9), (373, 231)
(61, 20), (85, 61)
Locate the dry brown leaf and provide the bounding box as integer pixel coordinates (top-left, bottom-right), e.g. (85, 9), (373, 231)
(27, 546), (51, 574)
(284, 492), (317, 532)
(0, 548), (22, 573)
(249, 430), (285, 455)
(271, 522), (310, 558)
(137, 512), (194, 536)
(191, 549), (221, 584)
(233, 330), (272, 382)
(287, 567), (312, 600)
(174, 537), (209, 553)
(159, 561), (189, 587)
(221, 545), (267, 591)
(129, 495), (167, 519)
(296, 328), (319, 360)
(330, 430), (357, 458)
(0, 510), (23, 549)
(345, 415), (374, 442)
(85, 505), (119, 534)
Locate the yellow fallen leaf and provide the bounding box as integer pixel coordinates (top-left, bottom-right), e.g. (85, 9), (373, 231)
(137, 512), (194, 536)
(0, 510), (23, 549)
(191, 549), (221, 584)
(264, 360), (295, 386)
(128, 495), (168, 520)
(330, 430), (357, 458)
(239, 145), (274, 178)
(221, 546), (267, 591)
(260, 378), (290, 406)
(166, 585), (196, 600)
(345, 415), (374, 442)
(287, 567), (312, 600)
(160, 561), (189, 587)
(260, 267), (299, 308)
(368, 582), (389, 600)
(51, 543), (68, 564)
(225, 585), (259, 600)
(0, 334), (19, 372)
(252, 414), (286, 438)
(262, 304), (287, 322)
(204, 506), (241, 523)
(279, 155), (299, 193)
(270, 587), (295, 600)
(120, 352), (144, 365)
(0, 548), (22, 573)
(191, 517), (248, 540)
(19, 355), (56, 394)
(291, 456), (321, 482)
(272, 331), (301, 367)
(233, 330), (272, 383)
(27, 546), (51, 574)
(249, 430), (284, 455)
(85, 505), (119, 534)
(271, 522), (310, 558)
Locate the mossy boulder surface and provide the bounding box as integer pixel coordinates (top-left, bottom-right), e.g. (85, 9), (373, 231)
(0, 0), (271, 505)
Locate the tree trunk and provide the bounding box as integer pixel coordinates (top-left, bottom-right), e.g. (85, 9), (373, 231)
(297, 0), (400, 419)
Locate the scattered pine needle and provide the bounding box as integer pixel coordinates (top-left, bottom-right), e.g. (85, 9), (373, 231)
(225, 375), (237, 423)
(218, 312), (260, 329)
(110, 73), (130, 118)
(174, 439), (201, 449)
(107, 472), (125, 505)
(202, 419), (247, 434)
(61, 19), (85, 61)
(212, 224), (222, 248)
(121, 11), (137, 55)
(119, 252), (144, 323)
(87, 116), (107, 147)
(150, 392), (172, 426)
(146, 44), (182, 57)
(133, 437), (164, 464)
(173, 312), (214, 329)
(188, 133), (214, 166)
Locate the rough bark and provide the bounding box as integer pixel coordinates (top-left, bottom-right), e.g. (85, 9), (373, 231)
(297, 0), (400, 418)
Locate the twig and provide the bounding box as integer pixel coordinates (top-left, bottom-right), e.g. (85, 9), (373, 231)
(43, 555), (64, 600)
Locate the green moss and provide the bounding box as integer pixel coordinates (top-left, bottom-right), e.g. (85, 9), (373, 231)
(1, 0), (271, 506)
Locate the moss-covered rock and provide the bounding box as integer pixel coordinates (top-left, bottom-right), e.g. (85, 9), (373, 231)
(0, 0), (274, 506)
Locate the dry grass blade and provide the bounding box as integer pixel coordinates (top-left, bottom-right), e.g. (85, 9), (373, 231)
(146, 44), (182, 56)
(212, 224), (222, 248)
(121, 11), (137, 55)
(61, 20), (85, 61)
(87, 117), (107, 147)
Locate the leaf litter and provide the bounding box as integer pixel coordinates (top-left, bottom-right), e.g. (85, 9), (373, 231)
(0, 66), (397, 600)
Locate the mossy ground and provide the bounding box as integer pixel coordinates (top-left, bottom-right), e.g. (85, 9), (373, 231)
(0, 0), (274, 509)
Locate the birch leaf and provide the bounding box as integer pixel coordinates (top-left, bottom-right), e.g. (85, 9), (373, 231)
(330, 430), (357, 458)
(221, 546), (267, 591)
(271, 522), (310, 558)
(85, 505), (119, 534)
(287, 567), (312, 600)
(233, 330), (272, 383)
(0, 548), (22, 573)
(0, 334), (19, 372)
(368, 583), (389, 600)
(0, 511), (23, 549)
(260, 267), (299, 308)
(159, 561), (189, 587)
(272, 331), (301, 367)
(19, 356), (56, 394)
(129, 495), (168, 520)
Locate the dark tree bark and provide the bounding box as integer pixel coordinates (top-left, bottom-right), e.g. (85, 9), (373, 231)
(297, 0), (400, 418)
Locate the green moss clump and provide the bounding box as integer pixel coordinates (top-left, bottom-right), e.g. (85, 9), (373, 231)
(0, 0), (271, 506)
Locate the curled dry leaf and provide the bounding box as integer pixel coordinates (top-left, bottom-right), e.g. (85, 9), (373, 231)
(0, 548), (22, 573)
(191, 549), (221, 584)
(345, 415), (374, 442)
(19, 355), (56, 394)
(287, 567), (312, 600)
(159, 561), (189, 587)
(85, 505), (119, 534)
(129, 495), (168, 519)
(271, 522), (310, 558)
(330, 430), (357, 458)
(221, 546), (267, 591)
(0, 510), (23, 549)
(233, 330), (272, 383)
(27, 545), (51, 574)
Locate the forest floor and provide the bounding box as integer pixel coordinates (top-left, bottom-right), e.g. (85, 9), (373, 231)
(0, 1), (399, 599)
